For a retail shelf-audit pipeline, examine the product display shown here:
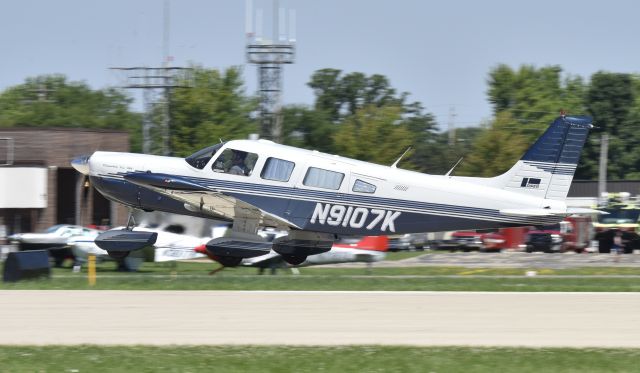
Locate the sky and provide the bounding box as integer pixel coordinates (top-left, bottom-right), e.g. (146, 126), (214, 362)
(1, 0), (640, 129)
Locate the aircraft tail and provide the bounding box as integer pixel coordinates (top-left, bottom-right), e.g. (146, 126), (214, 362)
(354, 236), (389, 251)
(472, 115), (593, 201)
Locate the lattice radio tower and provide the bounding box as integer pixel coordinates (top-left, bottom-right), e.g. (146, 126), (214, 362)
(246, 0), (296, 143)
(111, 1), (191, 155)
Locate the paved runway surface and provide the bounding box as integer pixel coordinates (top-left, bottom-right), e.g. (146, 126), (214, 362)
(1, 291), (640, 347)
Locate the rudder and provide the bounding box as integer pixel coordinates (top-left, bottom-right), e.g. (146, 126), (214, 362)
(487, 115), (593, 201)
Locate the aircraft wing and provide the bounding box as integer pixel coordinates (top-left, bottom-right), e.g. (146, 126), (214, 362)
(124, 172), (299, 230)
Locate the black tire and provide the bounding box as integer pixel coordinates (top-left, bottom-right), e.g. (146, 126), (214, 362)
(282, 255), (307, 265)
(107, 251), (130, 260)
(216, 256), (243, 267)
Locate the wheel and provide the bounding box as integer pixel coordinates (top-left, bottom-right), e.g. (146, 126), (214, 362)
(107, 251), (130, 260)
(282, 255), (307, 265)
(216, 256), (242, 267)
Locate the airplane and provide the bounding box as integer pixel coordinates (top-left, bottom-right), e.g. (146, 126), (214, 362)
(71, 114), (594, 267)
(8, 224), (102, 267)
(194, 235), (389, 274)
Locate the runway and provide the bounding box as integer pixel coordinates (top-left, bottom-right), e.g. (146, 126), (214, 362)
(1, 291), (639, 347)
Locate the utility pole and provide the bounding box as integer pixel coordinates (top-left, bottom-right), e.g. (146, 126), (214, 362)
(246, 0), (295, 143)
(447, 106), (456, 146)
(598, 133), (609, 207)
(110, 1), (191, 155)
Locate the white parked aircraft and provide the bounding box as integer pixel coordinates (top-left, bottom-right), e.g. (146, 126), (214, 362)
(8, 225), (102, 267)
(72, 115), (594, 266)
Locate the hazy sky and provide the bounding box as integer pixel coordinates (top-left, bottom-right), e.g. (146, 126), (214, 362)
(1, 0), (640, 129)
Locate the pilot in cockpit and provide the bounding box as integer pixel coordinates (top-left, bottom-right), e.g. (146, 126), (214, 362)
(229, 151), (249, 176)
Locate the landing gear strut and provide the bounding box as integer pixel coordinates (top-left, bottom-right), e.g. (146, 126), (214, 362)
(106, 212), (136, 260)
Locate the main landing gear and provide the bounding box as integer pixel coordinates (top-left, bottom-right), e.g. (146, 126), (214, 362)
(94, 211), (158, 260)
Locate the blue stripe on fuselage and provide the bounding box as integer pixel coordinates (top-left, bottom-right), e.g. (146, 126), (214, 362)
(94, 172), (560, 234)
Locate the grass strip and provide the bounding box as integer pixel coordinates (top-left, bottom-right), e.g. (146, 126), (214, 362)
(0, 345), (638, 373)
(1, 262), (639, 291)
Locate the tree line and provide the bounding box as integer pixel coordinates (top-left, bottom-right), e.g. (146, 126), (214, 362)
(1, 65), (639, 180)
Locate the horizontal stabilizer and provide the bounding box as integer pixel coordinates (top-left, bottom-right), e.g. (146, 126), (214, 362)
(499, 209), (564, 217)
(500, 207), (607, 217)
(566, 207), (608, 215)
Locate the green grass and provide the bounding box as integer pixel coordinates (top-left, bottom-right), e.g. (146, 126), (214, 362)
(0, 346), (638, 372)
(1, 261), (640, 291)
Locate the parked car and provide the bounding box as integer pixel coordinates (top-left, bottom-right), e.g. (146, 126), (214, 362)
(387, 234), (413, 251)
(433, 231), (484, 252)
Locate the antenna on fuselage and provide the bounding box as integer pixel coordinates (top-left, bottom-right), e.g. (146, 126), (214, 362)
(445, 157), (464, 177)
(390, 147), (412, 168)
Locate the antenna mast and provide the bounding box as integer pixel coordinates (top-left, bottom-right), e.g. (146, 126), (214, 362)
(110, 1), (191, 155)
(246, 0), (296, 143)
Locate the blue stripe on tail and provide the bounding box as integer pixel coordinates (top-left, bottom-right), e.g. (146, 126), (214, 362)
(521, 116), (592, 165)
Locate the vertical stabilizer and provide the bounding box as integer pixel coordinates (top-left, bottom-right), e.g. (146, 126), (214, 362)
(497, 115), (592, 200)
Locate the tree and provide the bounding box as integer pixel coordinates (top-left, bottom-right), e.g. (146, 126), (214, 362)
(462, 64), (587, 177)
(281, 106), (335, 153)
(458, 112), (528, 177)
(169, 66), (257, 157)
(333, 104), (414, 166)
(0, 75), (141, 150)
(301, 69), (444, 172)
(307, 69), (401, 122)
(576, 72), (637, 179)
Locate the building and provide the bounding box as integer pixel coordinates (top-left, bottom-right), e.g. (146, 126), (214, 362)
(568, 180), (640, 198)
(0, 128), (130, 238)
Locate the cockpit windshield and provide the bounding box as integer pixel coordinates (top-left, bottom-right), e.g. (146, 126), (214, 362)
(185, 143), (225, 169)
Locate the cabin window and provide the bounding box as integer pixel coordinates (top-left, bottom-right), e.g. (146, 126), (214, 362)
(303, 167), (344, 190)
(261, 157), (295, 182)
(185, 143), (225, 169)
(353, 179), (376, 194)
(212, 148), (258, 176)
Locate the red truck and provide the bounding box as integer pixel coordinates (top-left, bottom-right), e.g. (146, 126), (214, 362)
(525, 216), (593, 253)
(436, 227), (528, 252)
(436, 216), (592, 253)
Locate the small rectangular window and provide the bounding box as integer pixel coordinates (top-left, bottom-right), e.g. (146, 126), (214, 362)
(303, 167), (344, 190)
(261, 157), (295, 182)
(353, 179), (376, 193)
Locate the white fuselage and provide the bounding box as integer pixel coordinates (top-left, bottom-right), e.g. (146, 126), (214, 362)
(84, 139), (565, 235)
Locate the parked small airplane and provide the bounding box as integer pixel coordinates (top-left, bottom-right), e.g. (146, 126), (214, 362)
(68, 225), (208, 263)
(8, 225), (102, 267)
(195, 235), (389, 273)
(71, 114), (594, 267)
